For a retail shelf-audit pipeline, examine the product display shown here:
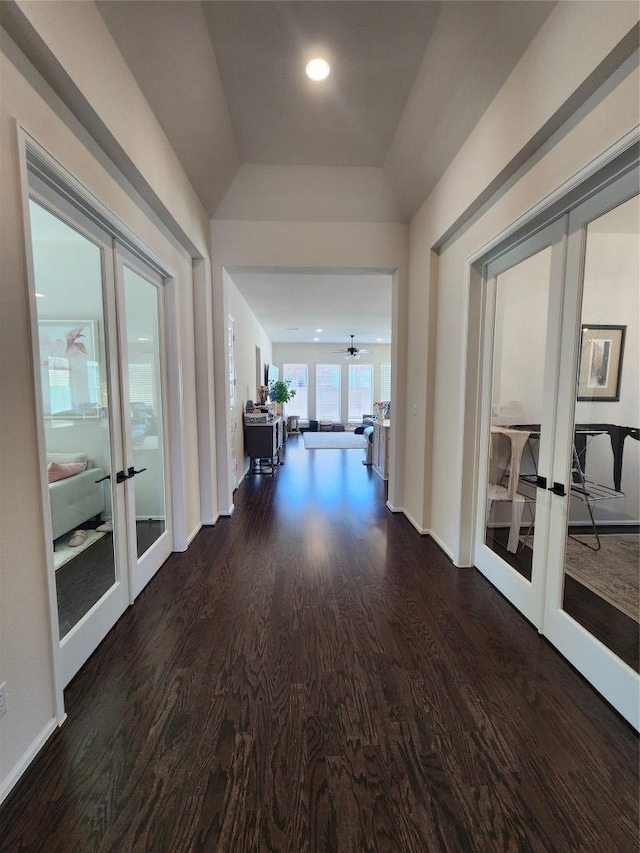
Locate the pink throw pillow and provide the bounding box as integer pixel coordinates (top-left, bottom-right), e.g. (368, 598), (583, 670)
(47, 460), (87, 483)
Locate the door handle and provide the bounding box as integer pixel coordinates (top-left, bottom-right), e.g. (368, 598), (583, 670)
(548, 481), (566, 497)
(127, 466), (147, 478)
(116, 470), (132, 484)
(95, 474), (111, 483)
(536, 475), (547, 489)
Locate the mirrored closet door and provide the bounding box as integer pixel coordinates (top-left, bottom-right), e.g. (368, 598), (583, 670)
(544, 175), (639, 727)
(116, 252), (172, 599)
(475, 219), (566, 628)
(476, 163), (639, 728)
(28, 196), (130, 686)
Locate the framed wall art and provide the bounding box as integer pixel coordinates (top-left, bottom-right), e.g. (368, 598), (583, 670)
(577, 324), (626, 402)
(38, 320), (100, 417)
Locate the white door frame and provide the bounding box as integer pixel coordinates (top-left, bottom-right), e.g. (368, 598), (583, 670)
(228, 314), (238, 491)
(474, 219), (567, 629)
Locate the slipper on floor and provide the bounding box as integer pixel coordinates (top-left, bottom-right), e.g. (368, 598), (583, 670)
(96, 520), (113, 532)
(68, 529), (89, 547)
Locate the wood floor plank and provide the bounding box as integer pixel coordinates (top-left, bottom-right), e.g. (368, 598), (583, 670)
(0, 436), (637, 852)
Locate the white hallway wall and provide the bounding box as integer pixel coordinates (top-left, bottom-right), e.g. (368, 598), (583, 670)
(0, 1), (215, 802)
(226, 273), (273, 485)
(272, 342), (392, 424)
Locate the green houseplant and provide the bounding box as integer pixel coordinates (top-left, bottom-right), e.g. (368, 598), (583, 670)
(269, 379), (296, 413)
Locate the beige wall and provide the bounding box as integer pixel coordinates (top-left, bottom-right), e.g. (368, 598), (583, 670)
(0, 12), (214, 800)
(225, 274), (273, 483)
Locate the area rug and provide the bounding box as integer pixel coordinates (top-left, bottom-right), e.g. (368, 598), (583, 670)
(565, 534), (639, 622)
(303, 432), (367, 450)
(53, 530), (106, 571)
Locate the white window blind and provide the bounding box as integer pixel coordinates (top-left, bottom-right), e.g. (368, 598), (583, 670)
(283, 364), (309, 419)
(128, 363), (154, 405)
(48, 355), (71, 414)
(316, 364), (341, 422)
(380, 363), (391, 402)
(348, 364), (373, 422)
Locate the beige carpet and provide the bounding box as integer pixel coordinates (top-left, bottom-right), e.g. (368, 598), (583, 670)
(565, 534), (639, 622)
(303, 432), (367, 449)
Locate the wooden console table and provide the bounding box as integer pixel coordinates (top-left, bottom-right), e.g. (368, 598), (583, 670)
(244, 416), (285, 475)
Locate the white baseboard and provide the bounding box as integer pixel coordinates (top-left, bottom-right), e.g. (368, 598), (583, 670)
(186, 524), (202, 547)
(219, 504), (235, 517)
(427, 528), (457, 564)
(0, 716), (59, 806)
(402, 508), (430, 536)
(385, 501), (403, 513)
(202, 514), (219, 526)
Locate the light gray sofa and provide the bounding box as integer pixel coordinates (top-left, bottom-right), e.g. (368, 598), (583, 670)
(48, 452), (105, 540)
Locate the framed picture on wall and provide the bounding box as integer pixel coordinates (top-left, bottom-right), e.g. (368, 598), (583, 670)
(38, 320), (100, 417)
(577, 324), (626, 402)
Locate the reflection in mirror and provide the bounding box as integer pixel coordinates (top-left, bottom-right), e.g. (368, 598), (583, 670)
(123, 265), (166, 559)
(561, 195), (640, 672)
(29, 200), (117, 638)
(484, 248), (552, 581)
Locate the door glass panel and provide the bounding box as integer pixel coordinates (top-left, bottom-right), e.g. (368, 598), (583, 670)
(122, 265), (166, 557)
(29, 200), (117, 639)
(561, 195), (639, 671)
(485, 248), (552, 579)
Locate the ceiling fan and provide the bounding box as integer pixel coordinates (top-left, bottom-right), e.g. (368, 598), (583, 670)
(332, 334), (372, 360)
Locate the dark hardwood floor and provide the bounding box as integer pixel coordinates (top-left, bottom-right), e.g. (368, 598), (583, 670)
(1, 435), (638, 851)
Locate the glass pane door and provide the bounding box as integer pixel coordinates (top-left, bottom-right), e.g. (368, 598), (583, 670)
(544, 179), (639, 728)
(29, 198), (129, 684)
(119, 259), (172, 598)
(475, 220), (566, 627)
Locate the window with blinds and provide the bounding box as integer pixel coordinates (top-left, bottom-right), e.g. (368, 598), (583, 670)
(348, 364), (373, 422)
(282, 363), (309, 419)
(128, 363), (154, 405)
(316, 364), (341, 422)
(380, 362), (391, 402)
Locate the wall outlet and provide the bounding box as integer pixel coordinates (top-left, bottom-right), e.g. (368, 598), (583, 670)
(412, 403), (418, 417)
(0, 682), (6, 718)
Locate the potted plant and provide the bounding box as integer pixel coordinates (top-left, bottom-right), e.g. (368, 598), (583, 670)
(269, 379), (296, 415)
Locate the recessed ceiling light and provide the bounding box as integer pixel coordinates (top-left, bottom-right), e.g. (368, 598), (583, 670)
(376, 338), (383, 342)
(315, 328), (323, 333)
(306, 58), (330, 81)
(35, 292), (44, 298)
(313, 338), (320, 342)
(137, 337), (150, 342)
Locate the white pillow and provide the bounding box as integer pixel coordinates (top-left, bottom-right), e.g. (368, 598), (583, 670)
(47, 452), (88, 465)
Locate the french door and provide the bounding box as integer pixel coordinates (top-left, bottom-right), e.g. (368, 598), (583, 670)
(116, 250), (172, 598)
(476, 167), (639, 727)
(28, 184), (172, 686)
